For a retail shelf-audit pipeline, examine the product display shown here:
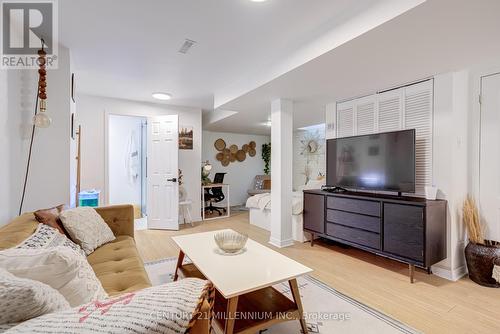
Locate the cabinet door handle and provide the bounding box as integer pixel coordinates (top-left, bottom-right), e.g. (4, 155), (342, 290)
(167, 178), (177, 182)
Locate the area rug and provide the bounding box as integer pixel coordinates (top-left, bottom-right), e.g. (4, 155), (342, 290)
(145, 257), (419, 334)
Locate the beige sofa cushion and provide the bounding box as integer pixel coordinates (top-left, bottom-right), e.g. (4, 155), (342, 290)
(87, 236), (151, 296)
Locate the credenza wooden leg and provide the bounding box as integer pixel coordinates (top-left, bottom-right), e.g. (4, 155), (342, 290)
(409, 264), (415, 284)
(289, 278), (308, 334)
(173, 250), (185, 281)
(310, 233), (315, 247)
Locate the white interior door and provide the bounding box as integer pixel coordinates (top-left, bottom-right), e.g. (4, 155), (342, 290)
(480, 73), (500, 241)
(147, 115), (179, 230)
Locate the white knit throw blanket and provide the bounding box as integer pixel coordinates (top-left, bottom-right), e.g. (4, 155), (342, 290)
(492, 265), (500, 283)
(5, 278), (210, 334)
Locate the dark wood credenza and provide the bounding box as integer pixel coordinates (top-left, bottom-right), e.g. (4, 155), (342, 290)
(303, 190), (447, 283)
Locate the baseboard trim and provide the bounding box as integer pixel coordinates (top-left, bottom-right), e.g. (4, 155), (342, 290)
(269, 237), (294, 248)
(431, 264), (468, 281)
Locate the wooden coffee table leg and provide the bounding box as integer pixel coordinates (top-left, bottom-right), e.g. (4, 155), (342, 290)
(289, 278), (308, 334)
(173, 250), (185, 281)
(224, 296), (239, 334)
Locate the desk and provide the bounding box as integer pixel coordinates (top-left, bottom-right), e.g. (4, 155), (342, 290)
(202, 183), (230, 221)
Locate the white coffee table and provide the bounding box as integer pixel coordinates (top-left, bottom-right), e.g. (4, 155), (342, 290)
(172, 229), (312, 334)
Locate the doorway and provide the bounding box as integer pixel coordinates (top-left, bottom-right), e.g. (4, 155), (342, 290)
(479, 72), (500, 241)
(108, 114), (148, 226)
(107, 114), (180, 230)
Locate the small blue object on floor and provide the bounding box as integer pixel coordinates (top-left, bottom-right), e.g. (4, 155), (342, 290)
(78, 190), (100, 207)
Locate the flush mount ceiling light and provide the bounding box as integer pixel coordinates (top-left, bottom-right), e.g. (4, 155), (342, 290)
(152, 92), (172, 101)
(251, 0), (268, 2)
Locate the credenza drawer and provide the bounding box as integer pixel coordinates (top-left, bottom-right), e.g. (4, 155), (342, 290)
(326, 209), (380, 233)
(326, 223), (380, 250)
(326, 197), (380, 217)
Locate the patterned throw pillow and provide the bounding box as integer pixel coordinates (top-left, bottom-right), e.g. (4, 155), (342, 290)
(0, 247), (108, 307)
(0, 267), (70, 325)
(16, 224), (85, 257)
(59, 207), (116, 255)
(4, 278), (211, 334)
(33, 205), (68, 236)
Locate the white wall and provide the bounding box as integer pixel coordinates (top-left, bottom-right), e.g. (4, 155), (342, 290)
(293, 125), (326, 190)
(0, 46), (75, 225)
(108, 115), (145, 207)
(0, 69), (12, 224)
(431, 71), (470, 280)
(202, 131), (270, 206)
(77, 95), (203, 221)
(24, 46), (76, 213)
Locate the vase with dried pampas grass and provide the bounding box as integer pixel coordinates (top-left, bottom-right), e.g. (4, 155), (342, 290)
(463, 196), (500, 287)
(463, 196), (484, 245)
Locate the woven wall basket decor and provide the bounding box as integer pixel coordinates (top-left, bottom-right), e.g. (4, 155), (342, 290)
(214, 139), (257, 166)
(216, 152), (224, 161)
(229, 144), (238, 154)
(236, 150), (246, 162)
(214, 138), (226, 151)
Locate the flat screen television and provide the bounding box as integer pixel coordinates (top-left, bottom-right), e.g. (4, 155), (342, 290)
(326, 129), (416, 193)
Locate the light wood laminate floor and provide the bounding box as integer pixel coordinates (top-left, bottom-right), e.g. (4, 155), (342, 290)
(135, 212), (500, 334)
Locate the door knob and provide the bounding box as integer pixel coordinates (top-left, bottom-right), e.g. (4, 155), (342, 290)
(167, 178), (177, 182)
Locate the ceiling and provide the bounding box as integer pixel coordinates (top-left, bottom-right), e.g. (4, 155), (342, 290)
(207, 0), (500, 134)
(59, 0), (424, 130)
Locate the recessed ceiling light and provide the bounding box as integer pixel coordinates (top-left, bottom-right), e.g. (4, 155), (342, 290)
(251, 0), (268, 2)
(152, 92), (172, 101)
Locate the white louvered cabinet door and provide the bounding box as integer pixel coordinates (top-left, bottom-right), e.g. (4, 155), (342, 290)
(377, 89), (403, 133)
(356, 98), (376, 135)
(404, 80), (433, 194)
(334, 79), (433, 196)
(336, 102), (354, 138)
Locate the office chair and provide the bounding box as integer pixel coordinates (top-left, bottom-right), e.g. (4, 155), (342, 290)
(204, 172), (227, 216)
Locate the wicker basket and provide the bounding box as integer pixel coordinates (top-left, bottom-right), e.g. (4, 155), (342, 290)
(465, 241), (500, 288)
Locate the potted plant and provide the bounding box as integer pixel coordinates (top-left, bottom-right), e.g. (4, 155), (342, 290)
(463, 196), (500, 287)
(262, 143), (271, 175)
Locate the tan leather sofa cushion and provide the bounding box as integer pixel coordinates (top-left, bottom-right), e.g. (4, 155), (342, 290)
(95, 205), (134, 238)
(0, 213), (38, 250)
(87, 235), (151, 296)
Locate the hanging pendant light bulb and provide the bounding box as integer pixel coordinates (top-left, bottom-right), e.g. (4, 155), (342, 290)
(33, 100), (51, 128)
(33, 47), (51, 128)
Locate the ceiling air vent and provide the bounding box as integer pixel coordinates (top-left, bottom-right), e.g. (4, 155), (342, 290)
(178, 39), (197, 54)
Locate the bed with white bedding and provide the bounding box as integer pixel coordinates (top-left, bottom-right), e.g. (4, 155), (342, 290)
(245, 180), (325, 242)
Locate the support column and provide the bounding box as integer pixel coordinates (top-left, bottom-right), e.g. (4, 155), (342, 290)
(269, 99), (294, 248)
